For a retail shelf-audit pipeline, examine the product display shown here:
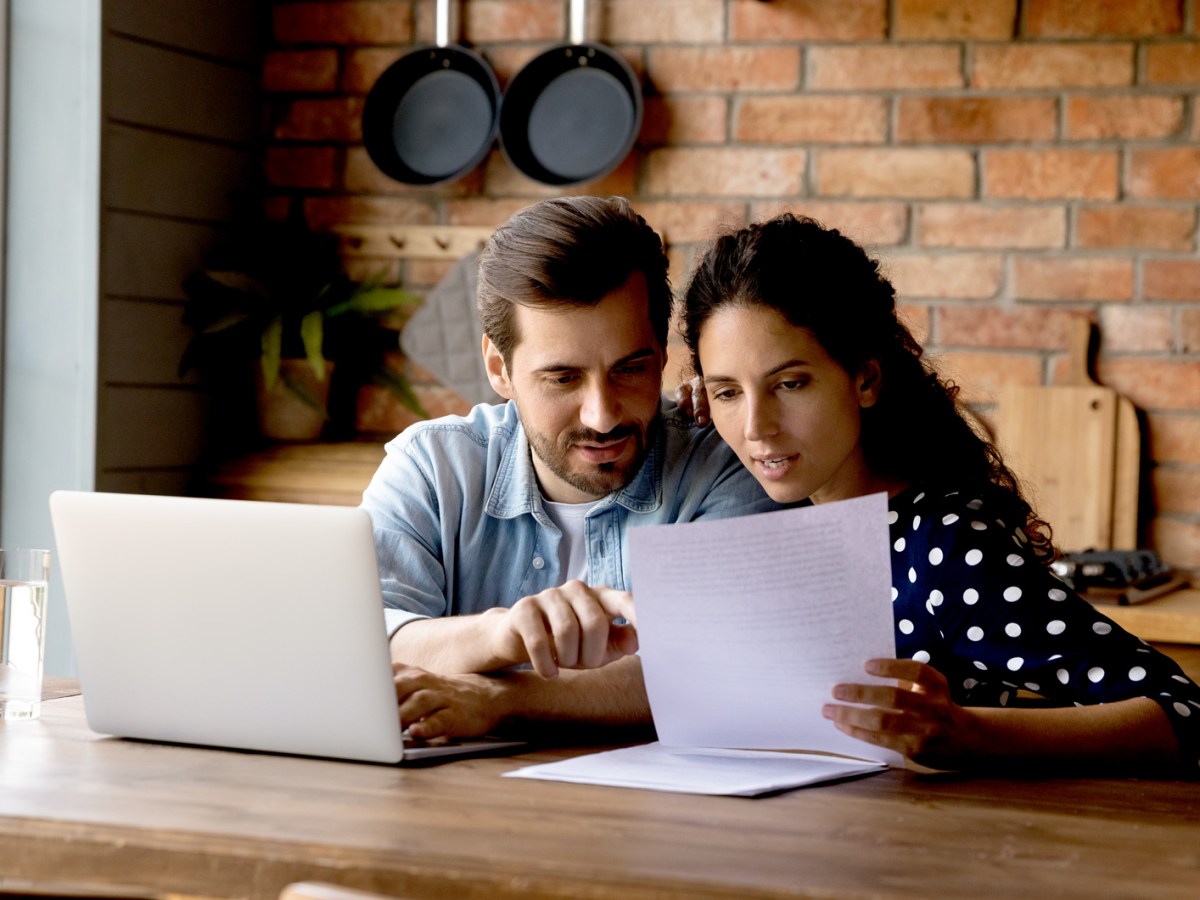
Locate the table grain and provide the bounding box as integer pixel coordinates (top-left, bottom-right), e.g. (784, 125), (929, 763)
(1, 695), (1198, 900)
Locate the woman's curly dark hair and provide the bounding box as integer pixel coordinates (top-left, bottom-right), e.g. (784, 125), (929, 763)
(682, 213), (1054, 564)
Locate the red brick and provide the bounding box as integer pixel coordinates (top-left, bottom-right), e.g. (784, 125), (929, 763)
(273, 2), (414, 45)
(884, 253), (1003, 299)
(633, 201), (747, 245)
(663, 341), (693, 396)
(668, 246), (702, 295)
(1153, 467), (1200, 516)
(1129, 148), (1200, 200)
(808, 45), (963, 90)
(263, 49), (340, 93)
(737, 96), (888, 144)
(647, 47), (801, 92)
(731, 0), (887, 41)
(485, 148), (638, 197)
(971, 44), (1133, 89)
(918, 204), (1066, 249)
(344, 145), (485, 195)
(1145, 42), (1200, 84)
(985, 149), (1119, 200)
(927, 350), (1044, 404)
(750, 201), (909, 246)
(640, 97), (728, 146)
(1014, 257), (1134, 301)
(461, 0), (562, 43)
(1076, 206), (1196, 251)
(1150, 518), (1200, 571)
(1098, 306), (1177, 352)
(484, 46), (549, 84)
(1148, 412), (1200, 464)
(894, 0), (1018, 39)
(1098, 358), (1200, 411)
(1066, 95), (1184, 140)
(644, 148), (807, 197)
(618, 45), (649, 80)
(612, 45), (652, 81)
(304, 196), (438, 229)
(1144, 259), (1200, 300)
(1184, 309), (1200, 353)
(897, 302), (931, 344)
(264, 146), (338, 189)
(817, 149), (976, 199)
(936, 306), (1089, 350)
(1023, 0), (1182, 37)
(897, 97), (1056, 144)
(605, 0), (724, 42)
(344, 49), (404, 94)
(273, 97), (364, 142)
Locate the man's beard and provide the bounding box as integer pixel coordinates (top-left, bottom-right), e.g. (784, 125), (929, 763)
(527, 420), (652, 499)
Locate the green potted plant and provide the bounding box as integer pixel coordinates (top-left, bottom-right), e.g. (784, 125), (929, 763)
(180, 203), (425, 442)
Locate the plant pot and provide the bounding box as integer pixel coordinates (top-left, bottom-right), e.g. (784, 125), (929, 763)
(255, 359), (334, 442)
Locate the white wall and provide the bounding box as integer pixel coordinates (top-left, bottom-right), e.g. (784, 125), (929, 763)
(2, 0), (102, 676)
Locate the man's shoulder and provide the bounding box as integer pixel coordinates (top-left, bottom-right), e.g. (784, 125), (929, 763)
(385, 401), (521, 456)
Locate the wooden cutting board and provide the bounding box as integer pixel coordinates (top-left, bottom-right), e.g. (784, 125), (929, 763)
(990, 318), (1139, 552)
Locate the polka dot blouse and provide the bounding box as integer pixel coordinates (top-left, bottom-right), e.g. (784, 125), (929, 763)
(889, 484), (1200, 770)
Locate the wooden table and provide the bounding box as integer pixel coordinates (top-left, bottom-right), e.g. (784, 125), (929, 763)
(1, 693), (1199, 900)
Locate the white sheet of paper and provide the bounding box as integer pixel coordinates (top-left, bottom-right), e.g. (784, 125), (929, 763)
(631, 493), (898, 764)
(503, 742), (885, 796)
(505, 494), (899, 794)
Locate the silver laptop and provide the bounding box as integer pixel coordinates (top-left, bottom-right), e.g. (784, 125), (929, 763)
(49, 490), (524, 764)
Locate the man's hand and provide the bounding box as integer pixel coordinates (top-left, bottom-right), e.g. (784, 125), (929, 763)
(673, 375), (709, 427)
(484, 581), (638, 679)
(394, 664), (510, 740)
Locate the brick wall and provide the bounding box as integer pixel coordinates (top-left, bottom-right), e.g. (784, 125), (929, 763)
(263, 0), (1200, 576)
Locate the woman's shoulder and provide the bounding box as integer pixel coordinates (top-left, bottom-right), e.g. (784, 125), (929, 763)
(888, 482), (1037, 576)
(889, 483), (1025, 529)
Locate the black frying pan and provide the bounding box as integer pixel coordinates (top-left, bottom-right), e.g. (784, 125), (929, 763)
(500, 0), (642, 186)
(362, 0), (500, 185)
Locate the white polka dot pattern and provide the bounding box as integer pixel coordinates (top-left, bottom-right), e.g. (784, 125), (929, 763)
(886, 484), (1200, 766)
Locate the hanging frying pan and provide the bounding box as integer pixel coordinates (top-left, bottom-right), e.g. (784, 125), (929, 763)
(500, 0), (642, 186)
(362, 0), (500, 185)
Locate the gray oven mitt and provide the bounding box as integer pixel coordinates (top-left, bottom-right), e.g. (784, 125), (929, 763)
(400, 249), (503, 407)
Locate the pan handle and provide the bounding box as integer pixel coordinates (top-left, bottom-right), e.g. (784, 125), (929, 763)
(436, 0), (450, 48)
(569, 0), (586, 45)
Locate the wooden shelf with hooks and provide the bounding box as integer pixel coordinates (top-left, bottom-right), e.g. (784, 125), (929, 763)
(332, 225), (493, 260)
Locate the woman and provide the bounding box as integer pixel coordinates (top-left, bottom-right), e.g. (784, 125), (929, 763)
(682, 213), (1200, 775)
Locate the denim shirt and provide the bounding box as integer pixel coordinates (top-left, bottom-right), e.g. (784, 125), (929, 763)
(360, 400), (781, 635)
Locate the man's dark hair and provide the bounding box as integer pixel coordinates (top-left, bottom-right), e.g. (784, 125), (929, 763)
(477, 196), (671, 365)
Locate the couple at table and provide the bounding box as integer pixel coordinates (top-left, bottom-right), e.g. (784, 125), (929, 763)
(360, 196), (1200, 776)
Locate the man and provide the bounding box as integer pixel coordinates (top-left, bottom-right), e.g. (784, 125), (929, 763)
(360, 196), (779, 739)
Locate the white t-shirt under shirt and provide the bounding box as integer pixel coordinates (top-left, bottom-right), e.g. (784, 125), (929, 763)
(542, 499), (600, 584)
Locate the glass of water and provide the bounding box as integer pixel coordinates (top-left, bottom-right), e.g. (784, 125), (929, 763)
(0, 549), (50, 720)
